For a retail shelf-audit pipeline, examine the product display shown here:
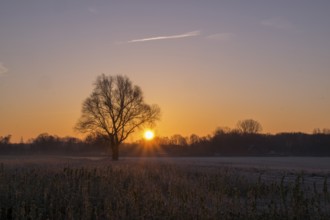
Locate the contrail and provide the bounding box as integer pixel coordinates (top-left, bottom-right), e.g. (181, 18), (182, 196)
(128, 30), (200, 43)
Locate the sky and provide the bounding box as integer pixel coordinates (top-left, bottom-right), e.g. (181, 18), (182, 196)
(1, 0), (330, 142)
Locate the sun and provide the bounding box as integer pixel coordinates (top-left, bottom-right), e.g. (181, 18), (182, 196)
(144, 130), (155, 141)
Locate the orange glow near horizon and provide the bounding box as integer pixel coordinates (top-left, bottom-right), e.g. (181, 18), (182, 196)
(1, 1), (330, 143)
(143, 130), (155, 141)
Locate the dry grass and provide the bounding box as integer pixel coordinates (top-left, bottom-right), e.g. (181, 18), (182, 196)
(0, 157), (329, 219)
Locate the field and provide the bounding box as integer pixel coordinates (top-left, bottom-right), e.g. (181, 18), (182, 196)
(0, 156), (330, 219)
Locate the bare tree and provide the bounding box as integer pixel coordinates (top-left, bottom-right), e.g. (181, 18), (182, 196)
(189, 134), (200, 145)
(214, 127), (231, 136)
(322, 128), (330, 135)
(0, 135), (11, 145)
(75, 74), (160, 160)
(313, 128), (322, 134)
(236, 119), (262, 134)
(170, 134), (188, 146)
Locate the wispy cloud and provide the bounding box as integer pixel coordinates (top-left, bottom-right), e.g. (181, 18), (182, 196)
(261, 17), (293, 30)
(0, 62), (8, 76)
(127, 31), (200, 43)
(206, 33), (235, 41)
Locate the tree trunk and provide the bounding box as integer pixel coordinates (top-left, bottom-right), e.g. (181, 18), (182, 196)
(112, 144), (119, 161)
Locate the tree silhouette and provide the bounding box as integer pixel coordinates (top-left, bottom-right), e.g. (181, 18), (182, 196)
(75, 74), (160, 160)
(236, 119), (262, 134)
(0, 135), (11, 145)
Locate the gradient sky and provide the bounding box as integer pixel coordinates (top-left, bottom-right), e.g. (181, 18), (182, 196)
(1, 0), (330, 142)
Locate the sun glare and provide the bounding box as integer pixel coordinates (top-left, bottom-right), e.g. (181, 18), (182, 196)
(144, 130), (155, 141)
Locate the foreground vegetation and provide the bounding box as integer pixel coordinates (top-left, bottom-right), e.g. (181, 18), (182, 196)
(0, 161), (329, 219)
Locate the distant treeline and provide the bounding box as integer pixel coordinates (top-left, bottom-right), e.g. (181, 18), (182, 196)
(1, 128), (330, 156)
(159, 130), (330, 157)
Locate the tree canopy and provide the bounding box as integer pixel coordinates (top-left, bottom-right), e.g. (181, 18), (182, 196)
(236, 119), (262, 134)
(75, 74), (160, 160)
